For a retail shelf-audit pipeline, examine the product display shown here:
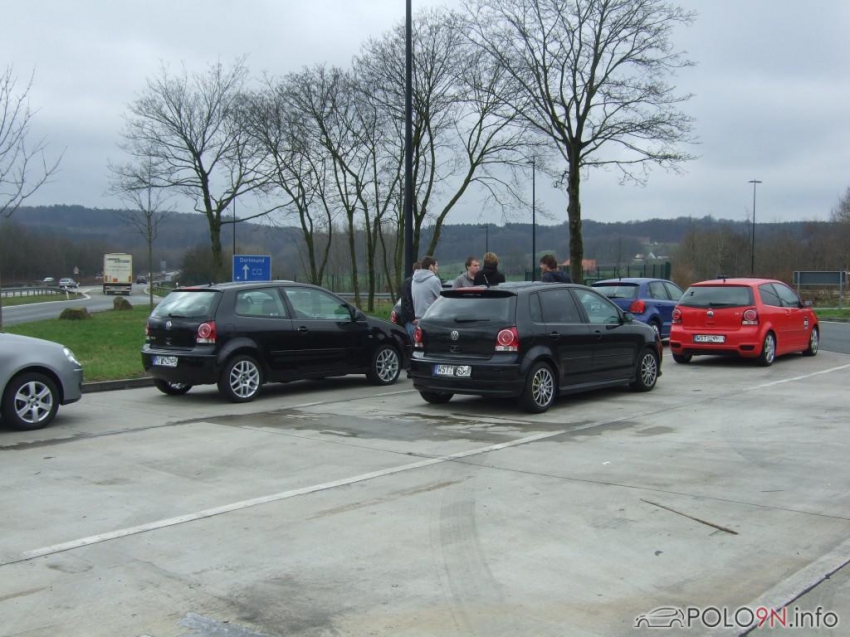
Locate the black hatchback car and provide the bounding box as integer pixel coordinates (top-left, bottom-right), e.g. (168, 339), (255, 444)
(142, 281), (409, 402)
(409, 282), (662, 413)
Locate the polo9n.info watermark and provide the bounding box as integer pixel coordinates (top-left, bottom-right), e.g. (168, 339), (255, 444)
(634, 605), (839, 630)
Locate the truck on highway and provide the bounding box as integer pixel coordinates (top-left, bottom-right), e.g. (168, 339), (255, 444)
(102, 253), (133, 296)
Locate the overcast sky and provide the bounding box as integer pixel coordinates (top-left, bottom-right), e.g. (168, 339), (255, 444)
(3, 0), (849, 227)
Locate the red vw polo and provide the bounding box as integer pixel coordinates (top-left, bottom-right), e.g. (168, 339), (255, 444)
(669, 278), (819, 366)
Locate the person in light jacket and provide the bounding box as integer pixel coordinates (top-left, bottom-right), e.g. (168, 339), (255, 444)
(412, 256), (442, 320)
(452, 256), (480, 288)
(473, 252), (506, 287)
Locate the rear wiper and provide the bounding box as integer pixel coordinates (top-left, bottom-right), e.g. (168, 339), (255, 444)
(167, 312), (189, 318)
(707, 302), (738, 308)
(454, 317), (490, 323)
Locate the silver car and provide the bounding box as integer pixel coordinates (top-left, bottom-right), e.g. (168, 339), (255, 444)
(0, 334), (84, 430)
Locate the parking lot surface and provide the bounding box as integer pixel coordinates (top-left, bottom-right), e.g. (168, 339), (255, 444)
(2, 351), (849, 636)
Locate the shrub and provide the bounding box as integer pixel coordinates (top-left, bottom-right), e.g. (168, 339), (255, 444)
(59, 307), (91, 321)
(113, 296), (133, 311)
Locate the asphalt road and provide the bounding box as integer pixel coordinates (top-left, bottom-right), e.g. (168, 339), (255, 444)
(1, 284), (153, 325)
(820, 320), (850, 354)
(1, 350), (849, 636)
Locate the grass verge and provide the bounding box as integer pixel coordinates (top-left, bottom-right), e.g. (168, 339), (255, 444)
(814, 308), (850, 322)
(2, 292), (85, 307)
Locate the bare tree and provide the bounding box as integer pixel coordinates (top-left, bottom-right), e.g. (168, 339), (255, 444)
(107, 155), (174, 308)
(465, 0), (696, 283)
(0, 66), (62, 329)
(831, 187), (850, 269)
(118, 59), (272, 280)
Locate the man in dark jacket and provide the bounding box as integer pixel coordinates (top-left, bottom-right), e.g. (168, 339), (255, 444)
(473, 252), (506, 286)
(539, 254), (572, 283)
(399, 261), (420, 338)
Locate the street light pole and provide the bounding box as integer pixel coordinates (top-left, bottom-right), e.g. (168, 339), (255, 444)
(479, 223), (489, 253)
(531, 157), (536, 280)
(748, 179), (762, 276)
(403, 0), (414, 277)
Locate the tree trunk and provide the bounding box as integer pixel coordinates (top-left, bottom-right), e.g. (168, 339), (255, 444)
(208, 217), (224, 282)
(567, 160), (584, 284)
(346, 214), (361, 307)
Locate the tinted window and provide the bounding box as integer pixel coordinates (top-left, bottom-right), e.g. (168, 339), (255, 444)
(151, 290), (219, 319)
(540, 289), (582, 323)
(679, 286), (754, 308)
(285, 288), (352, 320)
(424, 294), (515, 323)
(647, 281), (669, 300)
(593, 283), (638, 299)
(663, 282), (684, 301)
(236, 288), (288, 318)
(758, 284), (781, 307)
(774, 283), (801, 307)
(573, 289), (621, 324)
(529, 293), (543, 324)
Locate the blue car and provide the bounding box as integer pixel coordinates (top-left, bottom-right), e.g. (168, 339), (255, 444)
(591, 277), (684, 339)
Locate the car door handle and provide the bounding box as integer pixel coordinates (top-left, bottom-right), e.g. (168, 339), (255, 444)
(549, 332), (560, 339)
(297, 326), (309, 333)
(593, 330), (603, 340)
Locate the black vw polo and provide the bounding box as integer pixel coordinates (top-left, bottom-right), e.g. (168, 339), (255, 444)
(142, 281), (409, 402)
(408, 282), (662, 413)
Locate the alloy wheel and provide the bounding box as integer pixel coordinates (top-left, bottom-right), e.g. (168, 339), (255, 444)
(763, 334), (776, 364)
(640, 353), (658, 387)
(14, 379), (54, 426)
(532, 367), (554, 407)
(375, 348), (400, 383)
(229, 360), (261, 399)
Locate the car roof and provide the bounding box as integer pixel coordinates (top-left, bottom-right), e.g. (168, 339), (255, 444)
(592, 277), (663, 285)
(443, 281), (591, 296)
(176, 280), (320, 293)
(692, 277), (780, 287)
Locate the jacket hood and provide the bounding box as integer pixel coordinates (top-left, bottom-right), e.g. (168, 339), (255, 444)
(413, 269), (437, 283)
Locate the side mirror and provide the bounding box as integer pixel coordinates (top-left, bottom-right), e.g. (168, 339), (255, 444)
(803, 300), (813, 308)
(623, 312), (635, 323)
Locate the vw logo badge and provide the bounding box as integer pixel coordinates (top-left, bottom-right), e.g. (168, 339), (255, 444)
(706, 311), (714, 318)
(166, 320), (172, 330)
(450, 330), (459, 341)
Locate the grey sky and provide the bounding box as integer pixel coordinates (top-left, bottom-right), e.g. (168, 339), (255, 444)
(3, 0), (848, 226)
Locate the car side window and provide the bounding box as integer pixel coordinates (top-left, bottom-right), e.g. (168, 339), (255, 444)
(573, 289), (621, 324)
(663, 281), (684, 301)
(539, 289), (582, 324)
(648, 281), (669, 300)
(529, 293), (544, 324)
(235, 289), (289, 318)
(758, 284), (781, 307)
(285, 288), (352, 320)
(774, 283), (801, 308)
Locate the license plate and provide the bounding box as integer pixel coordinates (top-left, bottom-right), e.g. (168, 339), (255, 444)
(433, 364), (472, 378)
(152, 355), (178, 367)
(694, 334), (725, 344)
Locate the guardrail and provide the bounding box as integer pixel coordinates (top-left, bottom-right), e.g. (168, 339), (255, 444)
(0, 286), (70, 299)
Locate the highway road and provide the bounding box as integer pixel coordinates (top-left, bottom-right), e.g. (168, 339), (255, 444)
(1, 284), (154, 325)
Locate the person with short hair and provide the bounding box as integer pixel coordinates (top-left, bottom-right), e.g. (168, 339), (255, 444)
(539, 254), (572, 283)
(452, 256), (480, 288)
(399, 261), (420, 338)
(412, 256), (442, 320)
(473, 252), (506, 287)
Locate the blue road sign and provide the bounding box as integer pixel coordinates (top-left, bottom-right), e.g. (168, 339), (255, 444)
(232, 255), (272, 282)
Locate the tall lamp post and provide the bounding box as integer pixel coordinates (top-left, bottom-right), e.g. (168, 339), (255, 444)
(531, 157), (537, 280)
(479, 223), (489, 253)
(403, 0), (414, 277)
(748, 179), (762, 276)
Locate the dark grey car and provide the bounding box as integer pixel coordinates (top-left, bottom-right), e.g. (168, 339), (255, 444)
(0, 333), (84, 430)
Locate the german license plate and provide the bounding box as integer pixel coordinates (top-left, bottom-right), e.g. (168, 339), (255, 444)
(433, 364), (472, 378)
(152, 355), (178, 367)
(694, 334), (725, 344)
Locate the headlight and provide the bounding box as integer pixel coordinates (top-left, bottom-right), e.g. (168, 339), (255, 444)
(63, 347), (81, 366)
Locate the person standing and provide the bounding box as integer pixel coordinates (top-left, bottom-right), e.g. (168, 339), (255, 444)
(452, 256), (480, 288)
(399, 261), (420, 338)
(539, 254), (572, 283)
(473, 252), (506, 287)
(412, 256), (443, 321)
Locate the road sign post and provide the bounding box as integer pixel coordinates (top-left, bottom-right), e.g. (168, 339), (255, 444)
(232, 255), (272, 282)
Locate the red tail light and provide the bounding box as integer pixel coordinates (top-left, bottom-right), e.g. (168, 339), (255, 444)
(629, 300), (646, 314)
(672, 308), (682, 324)
(413, 326), (423, 349)
(496, 327), (519, 352)
(742, 309), (758, 325)
(390, 310), (398, 324)
(196, 321), (217, 344)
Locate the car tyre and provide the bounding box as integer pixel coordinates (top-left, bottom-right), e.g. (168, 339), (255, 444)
(802, 326), (819, 357)
(153, 379), (192, 396)
(420, 390), (453, 404)
(367, 344), (401, 386)
(757, 332), (776, 367)
(649, 319), (662, 339)
(2, 372), (59, 430)
(218, 354), (263, 403)
(672, 353), (692, 364)
(519, 361), (557, 413)
(630, 349), (659, 392)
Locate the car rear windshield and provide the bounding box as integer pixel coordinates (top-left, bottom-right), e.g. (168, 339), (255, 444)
(424, 292), (515, 324)
(592, 283), (639, 299)
(679, 285), (754, 308)
(151, 290), (220, 319)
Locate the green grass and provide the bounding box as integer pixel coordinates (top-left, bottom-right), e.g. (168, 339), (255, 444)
(4, 300), (398, 382)
(815, 308), (850, 322)
(2, 292), (85, 307)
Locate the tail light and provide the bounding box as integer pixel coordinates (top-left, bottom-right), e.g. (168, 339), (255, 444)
(672, 308), (682, 324)
(496, 327), (519, 352)
(413, 326), (424, 349)
(742, 309), (758, 326)
(390, 310), (398, 324)
(196, 321), (217, 344)
(629, 300), (646, 314)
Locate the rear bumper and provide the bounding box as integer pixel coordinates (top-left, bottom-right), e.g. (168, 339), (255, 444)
(141, 345), (219, 385)
(669, 328), (762, 358)
(409, 355), (525, 397)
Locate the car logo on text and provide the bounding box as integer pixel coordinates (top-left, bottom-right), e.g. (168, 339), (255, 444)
(450, 330), (459, 341)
